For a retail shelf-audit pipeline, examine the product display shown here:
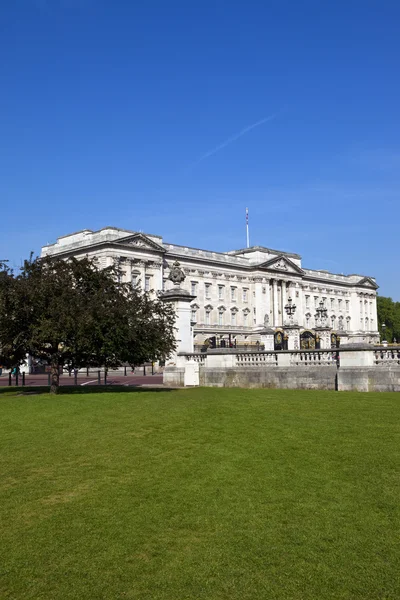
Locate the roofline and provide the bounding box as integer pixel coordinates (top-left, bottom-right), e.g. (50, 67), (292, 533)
(44, 226), (163, 247)
(227, 246), (301, 260)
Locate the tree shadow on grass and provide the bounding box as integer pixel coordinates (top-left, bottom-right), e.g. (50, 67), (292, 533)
(0, 385), (175, 397)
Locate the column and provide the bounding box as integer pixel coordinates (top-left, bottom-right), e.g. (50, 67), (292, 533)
(254, 278), (264, 327)
(273, 279), (279, 327)
(282, 281), (287, 325)
(296, 283), (303, 327)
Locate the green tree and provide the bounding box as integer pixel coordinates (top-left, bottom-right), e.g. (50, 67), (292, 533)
(377, 295), (400, 343)
(0, 256), (176, 393)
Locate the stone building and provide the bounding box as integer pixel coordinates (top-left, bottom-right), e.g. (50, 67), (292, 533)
(41, 226), (379, 348)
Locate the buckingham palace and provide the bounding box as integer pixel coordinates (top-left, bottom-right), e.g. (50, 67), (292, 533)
(41, 226), (380, 349)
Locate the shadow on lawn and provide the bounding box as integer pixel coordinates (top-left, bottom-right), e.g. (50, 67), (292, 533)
(0, 385), (174, 397)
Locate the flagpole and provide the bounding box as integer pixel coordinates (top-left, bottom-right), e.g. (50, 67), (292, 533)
(246, 207), (250, 248)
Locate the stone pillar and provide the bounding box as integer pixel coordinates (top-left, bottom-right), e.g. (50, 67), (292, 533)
(160, 261), (196, 365)
(259, 328), (275, 351)
(315, 327), (332, 349)
(283, 326), (300, 350)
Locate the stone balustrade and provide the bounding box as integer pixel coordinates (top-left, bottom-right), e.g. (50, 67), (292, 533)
(374, 349), (400, 365)
(163, 346), (400, 392)
(236, 352), (278, 367)
(289, 351), (337, 366)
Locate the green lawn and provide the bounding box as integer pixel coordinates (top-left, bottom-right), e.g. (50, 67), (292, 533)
(0, 388), (399, 600)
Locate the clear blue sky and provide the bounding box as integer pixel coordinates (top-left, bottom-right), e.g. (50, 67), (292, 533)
(1, 0), (399, 299)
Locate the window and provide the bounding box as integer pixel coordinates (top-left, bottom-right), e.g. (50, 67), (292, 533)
(219, 311), (223, 326)
(205, 283), (211, 299)
(191, 281), (197, 295)
(205, 310), (210, 325)
(145, 276), (151, 292)
(231, 287), (237, 301)
(338, 299), (342, 311)
(331, 315), (336, 328)
(346, 300), (349, 312)
(314, 296), (319, 308)
(346, 317), (351, 331)
(305, 295), (310, 309)
(132, 273), (139, 287)
(305, 314), (310, 327)
(218, 285), (224, 300)
(330, 298), (335, 310)
(191, 309), (197, 323)
(231, 311), (237, 326)
(242, 288), (248, 302)
(243, 312), (248, 326)
(339, 316), (344, 329)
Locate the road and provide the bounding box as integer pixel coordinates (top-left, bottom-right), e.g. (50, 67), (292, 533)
(0, 373), (164, 388)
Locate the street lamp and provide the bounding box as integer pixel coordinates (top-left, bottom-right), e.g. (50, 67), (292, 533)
(315, 300), (328, 327)
(284, 297), (297, 325)
(382, 322), (387, 343)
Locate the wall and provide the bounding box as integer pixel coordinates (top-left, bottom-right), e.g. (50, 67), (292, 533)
(200, 367), (337, 390)
(338, 367), (400, 392)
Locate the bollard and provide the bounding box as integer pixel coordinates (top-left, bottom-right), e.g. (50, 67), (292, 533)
(8, 372), (12, 386)
(151, 362), (154, 375)
(74, 370), (78, 386)
(104, 370), (107, 385)
(48, 373), (51, 386)
(97, 370), (101, 385)
(143, 364), (146, 376)
(15, 371), (19, 386)
(22, 372), (25, 387)
(86, 367), (89, 377)
(124, 366), (127, 376)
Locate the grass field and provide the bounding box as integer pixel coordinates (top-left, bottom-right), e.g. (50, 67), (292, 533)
(0, 387), (399, 600)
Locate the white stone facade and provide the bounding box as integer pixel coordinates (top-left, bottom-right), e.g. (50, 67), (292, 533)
(41, 227), (380, 348)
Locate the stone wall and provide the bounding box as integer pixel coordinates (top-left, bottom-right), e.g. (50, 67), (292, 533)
(338, 367), (400, 392)
(200, 367), (337, 390)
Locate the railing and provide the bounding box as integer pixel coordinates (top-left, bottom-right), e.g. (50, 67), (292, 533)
(374, 349), (400, 365)
(184, 353), (207, 363)
(290, 351), (338, 366)
(236, 352), (278, 367)
(179, 347), (400, 369)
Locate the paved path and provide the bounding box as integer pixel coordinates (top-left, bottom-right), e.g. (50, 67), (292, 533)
(0, 373), (163, 388)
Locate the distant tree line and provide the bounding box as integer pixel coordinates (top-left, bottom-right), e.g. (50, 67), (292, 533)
(0, 255), (176, 393)
(377, 295), (400, 343)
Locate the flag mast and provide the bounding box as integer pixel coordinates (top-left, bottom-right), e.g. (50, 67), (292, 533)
(246, 207), (250, 248)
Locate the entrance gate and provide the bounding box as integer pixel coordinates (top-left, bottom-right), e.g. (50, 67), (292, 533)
(300, 331), (320, 350)
(274, 330), (288, 351)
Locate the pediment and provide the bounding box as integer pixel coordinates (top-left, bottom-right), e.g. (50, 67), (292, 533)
(357, 277), (378, 290)
(259, 254), (304, 275)
(116, 233), (166, 253)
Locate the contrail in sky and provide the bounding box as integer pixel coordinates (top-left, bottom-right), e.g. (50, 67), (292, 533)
(190, 112), (279, 167)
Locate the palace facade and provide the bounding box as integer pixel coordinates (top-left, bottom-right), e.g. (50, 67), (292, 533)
(41, 227), (380, 348)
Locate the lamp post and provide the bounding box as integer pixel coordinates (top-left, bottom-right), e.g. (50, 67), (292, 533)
(382, 322), (387, 344)
(284, 297), (297, 325)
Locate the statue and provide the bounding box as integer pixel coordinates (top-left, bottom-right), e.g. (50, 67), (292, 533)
(168, 261), (186, 286)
